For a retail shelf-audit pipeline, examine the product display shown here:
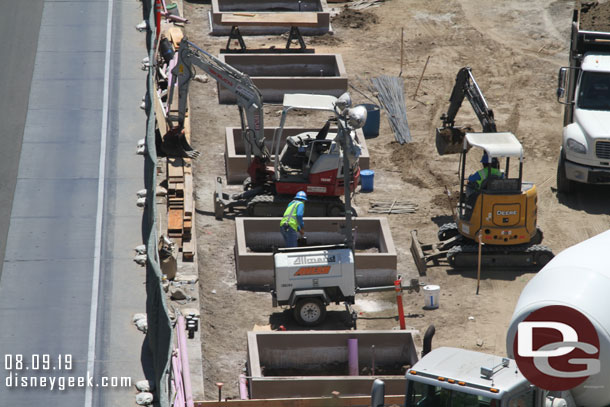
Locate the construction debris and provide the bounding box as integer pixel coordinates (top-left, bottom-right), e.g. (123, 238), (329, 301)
(346, 0), (385, 10)
(368, 199), (418, 214)
(133, 314), (148, 333)
(135, 392), (153, 406)
(135, 380), (155, 392)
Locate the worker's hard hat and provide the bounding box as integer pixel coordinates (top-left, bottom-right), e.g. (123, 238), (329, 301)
(295, 191), (307, 201)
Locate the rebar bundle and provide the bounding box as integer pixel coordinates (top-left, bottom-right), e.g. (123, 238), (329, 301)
(371, 75), (411, 144)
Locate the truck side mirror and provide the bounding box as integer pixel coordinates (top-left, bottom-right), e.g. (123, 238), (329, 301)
(557, 67), (567, 103)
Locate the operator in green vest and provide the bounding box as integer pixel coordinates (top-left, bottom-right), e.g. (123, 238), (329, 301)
(280, 191), (307, 247)
(467, 153), (503, 192)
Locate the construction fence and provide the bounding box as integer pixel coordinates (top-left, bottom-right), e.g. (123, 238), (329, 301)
(143, 1), (173, 406)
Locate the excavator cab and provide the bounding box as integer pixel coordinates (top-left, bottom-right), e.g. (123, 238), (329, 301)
(455, 132), (540, 246)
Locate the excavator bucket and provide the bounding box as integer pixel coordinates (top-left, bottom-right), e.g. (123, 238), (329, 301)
(435, 127), (468, 155)
(156, 127), (201, 159)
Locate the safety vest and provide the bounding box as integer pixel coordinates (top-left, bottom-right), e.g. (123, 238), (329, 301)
(475, 167), (502, 188)
(280, 200), (303, 231)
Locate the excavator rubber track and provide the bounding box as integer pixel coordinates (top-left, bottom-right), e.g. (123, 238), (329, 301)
(411, 229), (553, 275)
(246, 194), (353, 217)
(447, 243), (554, 270)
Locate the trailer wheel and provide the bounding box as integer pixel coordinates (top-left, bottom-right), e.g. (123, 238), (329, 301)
(557, 152), (574, 194)
(294, 298), (326, 326)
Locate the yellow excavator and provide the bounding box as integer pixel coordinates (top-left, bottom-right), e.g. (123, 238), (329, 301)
(411, 67), (553, 274)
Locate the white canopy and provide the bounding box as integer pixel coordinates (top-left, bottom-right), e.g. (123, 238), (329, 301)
(464, 132), (523, 159)
(282, 94), (338, 112)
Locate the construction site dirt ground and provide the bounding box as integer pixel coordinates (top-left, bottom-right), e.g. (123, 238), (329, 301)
(182, 0), (610, 399)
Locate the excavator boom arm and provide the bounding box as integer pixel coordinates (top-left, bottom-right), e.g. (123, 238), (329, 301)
(442, 67), (496, 132)
(436, 67), (497, 155)
(171, 38), (268, 159)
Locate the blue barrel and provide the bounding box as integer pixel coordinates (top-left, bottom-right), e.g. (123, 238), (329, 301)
(362, 104), (380, 138)
(360, 169), (375, 192)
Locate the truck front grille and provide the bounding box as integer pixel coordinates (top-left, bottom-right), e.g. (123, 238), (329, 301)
(596, 140), (610, 159)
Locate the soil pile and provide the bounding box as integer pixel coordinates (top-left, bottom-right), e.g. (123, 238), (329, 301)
(331, 7), (379, 29)
(580, 1), (610, 32)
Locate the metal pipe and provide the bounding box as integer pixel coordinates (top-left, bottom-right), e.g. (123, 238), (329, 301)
(459, 149), (467, 217)
(348, 338), (359, 376)
(341, 123), (354, 249)
(177, 316), (194, 407)
(239, 374), (249, 400)
(273, 110), (289, 180)
(172, 352), (185, 407)
(371, 345), (376, 376)
(395, 279), (406, 330)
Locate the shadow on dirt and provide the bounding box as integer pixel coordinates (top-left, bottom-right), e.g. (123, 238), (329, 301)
(431, 215), (454, 227)
(446, 266), (538, 281)
(269, 309), (355, 330)
(555, 184), (610, 215)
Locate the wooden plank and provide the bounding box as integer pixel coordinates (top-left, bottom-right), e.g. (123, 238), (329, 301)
(182, 239), (194, 260)
(183, 157), (192, 175)
(184, 173), (193, 217)
(168, 209), (184, 232)
(168, 157), (185, 179)
(195, 396), (405, 407)
(154, 85), (168, 134)
(183, 98), (192, 145)
(220, 12), (319, 27)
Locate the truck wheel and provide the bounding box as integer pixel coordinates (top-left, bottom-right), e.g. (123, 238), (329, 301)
(557, 153), (574, 194)
(294, 298), (326, 326)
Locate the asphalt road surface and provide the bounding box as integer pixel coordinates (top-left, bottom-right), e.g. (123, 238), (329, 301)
(0, 1), (148, 405)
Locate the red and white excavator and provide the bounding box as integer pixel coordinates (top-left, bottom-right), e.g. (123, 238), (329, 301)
(164, 37), (365, 219)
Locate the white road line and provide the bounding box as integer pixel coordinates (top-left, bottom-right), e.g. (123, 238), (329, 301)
(85, 0), (113, 405)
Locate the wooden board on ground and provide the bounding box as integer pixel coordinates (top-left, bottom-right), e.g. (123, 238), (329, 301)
(220, 12), (319, 27)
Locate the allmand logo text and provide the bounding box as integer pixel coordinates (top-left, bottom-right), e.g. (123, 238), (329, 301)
(513, 305), (600, 391)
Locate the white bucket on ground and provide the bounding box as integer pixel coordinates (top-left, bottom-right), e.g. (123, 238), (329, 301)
(423, 285), (440, 309)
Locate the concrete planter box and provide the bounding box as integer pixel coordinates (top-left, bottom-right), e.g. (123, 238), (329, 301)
(225, 126), (370, 183)
(247, 330), (419, 398)
(218, 54), (347, 104)
(234, 217), (397, 289)
(209, 0), (331, 35)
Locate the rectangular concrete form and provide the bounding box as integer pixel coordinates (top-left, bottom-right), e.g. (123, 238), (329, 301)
(234, 217), (397, 289)
(209, 0), (331, 35)
(225, 126), (370, 183)
(218, 54), (347, 104)
(247, 330), (419, 398)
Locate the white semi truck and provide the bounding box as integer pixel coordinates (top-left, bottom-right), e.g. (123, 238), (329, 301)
(385, 229), (610, 406)
(556, 3), (610, 193)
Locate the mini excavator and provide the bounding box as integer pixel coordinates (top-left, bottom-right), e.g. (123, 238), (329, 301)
(411, 67), (553, 274)
(162, 37), (363, 219)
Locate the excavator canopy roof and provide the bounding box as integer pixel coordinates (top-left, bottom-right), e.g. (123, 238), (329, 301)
(464, 132), (523, 160)
(282, 94), (338, 112)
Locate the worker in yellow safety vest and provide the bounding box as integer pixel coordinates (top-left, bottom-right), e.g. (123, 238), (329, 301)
(280, 191), (307, 247)
(468, 153), (503, 192)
